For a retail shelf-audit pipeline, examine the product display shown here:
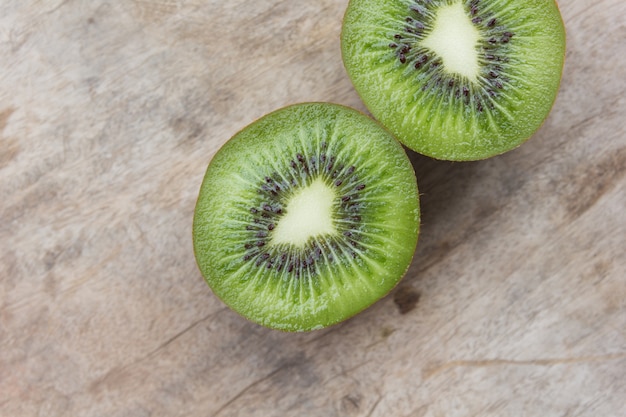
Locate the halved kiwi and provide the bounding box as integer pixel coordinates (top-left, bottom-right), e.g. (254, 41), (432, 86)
(341, 0), (566, 160)
(193, 103), (420, 332)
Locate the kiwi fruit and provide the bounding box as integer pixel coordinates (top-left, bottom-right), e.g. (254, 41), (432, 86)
(341, 0), (566, 160)
(193, 103), (420, 332)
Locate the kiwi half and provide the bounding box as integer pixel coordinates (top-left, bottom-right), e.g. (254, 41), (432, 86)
(193, 103), (420, 332)
(341, 0), (566, 160)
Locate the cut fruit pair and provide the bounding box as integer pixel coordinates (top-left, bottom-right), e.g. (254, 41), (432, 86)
(193, 0), (566, 331)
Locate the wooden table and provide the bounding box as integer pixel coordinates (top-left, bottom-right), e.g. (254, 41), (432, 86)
(1, 1), (624, 416)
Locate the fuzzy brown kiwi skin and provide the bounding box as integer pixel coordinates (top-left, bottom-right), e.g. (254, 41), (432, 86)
(192, 102), (420, 332)
(340, 0), (567, 161)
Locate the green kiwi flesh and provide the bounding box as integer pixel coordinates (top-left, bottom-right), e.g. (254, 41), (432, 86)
(341, 0), (566, 160)
(193, 103), (420, 332)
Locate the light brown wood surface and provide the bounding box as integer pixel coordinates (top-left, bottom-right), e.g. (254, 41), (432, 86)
(1, 1), (625, 416)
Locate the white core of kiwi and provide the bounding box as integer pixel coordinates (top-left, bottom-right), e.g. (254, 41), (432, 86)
(421, 1), (480, 81)
(271, 178), (337, 247)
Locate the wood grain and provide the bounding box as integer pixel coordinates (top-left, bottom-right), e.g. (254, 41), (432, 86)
(1, 0), (625, 416)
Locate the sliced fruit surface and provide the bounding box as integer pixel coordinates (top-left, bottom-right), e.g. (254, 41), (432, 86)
(341, 0), (566, 160)
(193, 103), (420, 332)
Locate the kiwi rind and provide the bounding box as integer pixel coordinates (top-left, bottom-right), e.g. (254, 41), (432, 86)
(341, 0), (566, 161)
(193, 103), (420, 332)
